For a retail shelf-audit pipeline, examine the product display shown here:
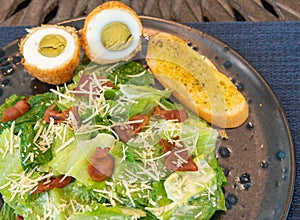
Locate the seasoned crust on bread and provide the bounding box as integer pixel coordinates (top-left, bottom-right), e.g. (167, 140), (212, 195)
(146, 32), (249, 128)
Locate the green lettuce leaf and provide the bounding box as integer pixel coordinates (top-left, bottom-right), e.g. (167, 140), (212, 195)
(0, 94), (25, 118)
(147, 156), (226, 219)
(72, 60), (154, 87)
(107, 61), (155, 86)
(20, 122), (53, 170)
(41, 131), (116, 188)
(16, 92), (57, 126)
(119, 84), (170, 101)
(0, 94), (26, 133)
(108, 84), (171, 121)
(0, 92), (57, 134)
(0, 203), (18, 219)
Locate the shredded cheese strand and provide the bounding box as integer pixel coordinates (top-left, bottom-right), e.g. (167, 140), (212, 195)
(56, 136), (75, 153)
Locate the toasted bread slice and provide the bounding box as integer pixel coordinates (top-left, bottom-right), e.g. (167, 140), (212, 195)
(146, 32), (248, 128)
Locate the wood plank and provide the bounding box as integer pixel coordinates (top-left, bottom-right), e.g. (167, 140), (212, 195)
(143, 0), (163, 19)
(0, 0), (25, 25)
(202, 0), (235, 21)
(253, 0), (263, 7)
(19, 0), (58, 25)
(176, 0), (198, 22)
(51, 0), (78, 24)
(129, 0), (145, 15)
(185, 0), (203, 22)
(229, 0), (278, 21)
(1, 0), (300, 26)
(271, 0), (300, 20)
(217, 0), (235, 17)
(73, 0), (89, 18)
(171, 0), (184, 21)
(1, 9), (25, 26)
(86, 0), (104, 14)
(157, 1), (172, 20)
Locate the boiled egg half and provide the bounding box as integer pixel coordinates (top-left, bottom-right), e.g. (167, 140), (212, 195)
(81, 1), (143, 64)
(19, 25), (81, 85)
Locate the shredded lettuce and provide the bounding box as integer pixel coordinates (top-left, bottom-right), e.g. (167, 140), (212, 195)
(0, 61), (226, 219)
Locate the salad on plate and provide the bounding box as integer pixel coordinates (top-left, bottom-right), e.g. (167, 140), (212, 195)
(0, 1), (237, 219)
(0, 60), (227, 219)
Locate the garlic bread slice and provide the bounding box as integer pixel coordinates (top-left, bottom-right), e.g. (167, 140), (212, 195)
(146, 32), (248, 128)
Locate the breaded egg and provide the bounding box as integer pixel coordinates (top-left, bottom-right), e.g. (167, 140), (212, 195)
(81, 1), (143, 64)
(19, 25), (81, 85)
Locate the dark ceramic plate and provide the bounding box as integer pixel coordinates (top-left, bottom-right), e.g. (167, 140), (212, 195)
(0, 17), (294, 220)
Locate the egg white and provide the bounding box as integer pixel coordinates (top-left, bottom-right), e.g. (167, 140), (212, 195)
(85, 9), (142, 61)
(22, 27), (77, 69)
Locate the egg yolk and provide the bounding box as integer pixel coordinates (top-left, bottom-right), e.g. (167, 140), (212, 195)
(101, 22), (133, 51)
(39, 34), (67, 57)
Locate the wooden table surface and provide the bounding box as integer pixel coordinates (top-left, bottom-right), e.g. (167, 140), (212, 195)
(0, 0), (299, 26)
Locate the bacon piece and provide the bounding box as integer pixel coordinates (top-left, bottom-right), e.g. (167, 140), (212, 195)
(114, 115), (149, 142)
(74, 73), (114, 98)
(31, 176), (73, 194)
(129, 115), (150, 133)
(88, 147), (114, 182)
(176, 156), (198, 171)
(15, 99), (30, 113)
(1, 99), (30, 122)
(152, 106), (189, 122)
(114, 126), (135, 143)
(159, 138), (198, 172)
(43, 104), (72, 123)
(159, 137), (179, 153)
